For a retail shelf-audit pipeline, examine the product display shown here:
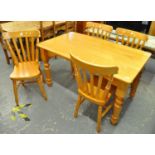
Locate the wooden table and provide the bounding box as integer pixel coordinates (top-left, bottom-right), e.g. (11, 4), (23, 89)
(37, 32), (151, 125)
(0, 21), (66, 32)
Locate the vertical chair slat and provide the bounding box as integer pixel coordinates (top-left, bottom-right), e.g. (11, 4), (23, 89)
(140, 40), (145, 49)
(131, 37), (136, 48)
(19, 38), (27, 61)
(95, 75), (103, 98)
(135, 39), (141, 49)
(5, 40), (18, 65)
(90, 74), (94, 96)
(31, 37), (35, 61)
(116, 35), (119, 43)
(82, 69), (88, 92)
(103, 76), (113, 99)
(76, 66), (83, 89)
(35, 38), (39, 61)
(100, 29), (104, 38)
(12, 38), (23, 62)
(25, 37), (31, 61)
(105, 32), (109, 40)
(122, 36), (125, 45)
(103, 31), (106, 39)
(92, 27), (95, 36)
(126, 36), (130, 46)
(97, 27), (100, 37)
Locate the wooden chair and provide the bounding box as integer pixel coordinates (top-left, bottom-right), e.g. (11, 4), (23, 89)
(71, 54), (118, 133)
(40, 21), (55, 41)
(115, 28), (148, 49)
(2, 30), (47, 106)
(65, 21), (77, 32)
(0, 24), (11, 64)
(84, 22), (113, 40)
(0, 35), (11, 64)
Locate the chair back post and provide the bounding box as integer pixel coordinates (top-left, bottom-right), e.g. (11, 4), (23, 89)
(40, 21), (44, 41)
(52, 21), (56, 37)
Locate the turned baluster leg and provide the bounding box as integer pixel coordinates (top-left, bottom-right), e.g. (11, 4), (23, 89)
(130, 71), (142, 98)
(111, 83), (129, 125)
(40, 49), (52, 87)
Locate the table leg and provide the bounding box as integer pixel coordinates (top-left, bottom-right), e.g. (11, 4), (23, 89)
(111, 83), (129, 125)
(41, 49), (53, 87)
(130, 71), (142, 98)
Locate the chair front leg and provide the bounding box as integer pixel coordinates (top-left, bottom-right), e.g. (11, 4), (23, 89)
(37, 75), (48, 100)
(96, 106), (103, 133)
(74, 95), (83, 118)
(12, 80), (19, 106)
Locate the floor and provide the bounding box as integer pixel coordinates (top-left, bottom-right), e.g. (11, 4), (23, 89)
(0, 46), (155, 134)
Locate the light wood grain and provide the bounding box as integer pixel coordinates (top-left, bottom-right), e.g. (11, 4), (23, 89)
(1, 21), (65, 32)
(38, 32), (151, 84)
(116, 27), (148, 49)
(71, 54), (118, 132)
(37, 32), (151, 124)
(3, 30), (47, 105)
(84, 22), (113, 39)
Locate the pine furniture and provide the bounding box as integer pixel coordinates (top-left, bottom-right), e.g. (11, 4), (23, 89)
(37, 32), (151, 124)
(115, 28), (148, 49)
(71, 53), (118, 132)
(1, 21), (77, 64)
(2, 30), (47, 106)
(84, 22), (113, 39)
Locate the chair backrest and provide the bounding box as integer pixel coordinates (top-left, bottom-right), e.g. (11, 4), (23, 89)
(71, 54), (118, 102)
(84, 22), (113, 40)
(2, 30), (40, 66)
(116, 27), (148, 49)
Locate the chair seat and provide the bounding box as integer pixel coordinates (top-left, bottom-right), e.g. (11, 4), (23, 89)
(10, 61), (40, 80)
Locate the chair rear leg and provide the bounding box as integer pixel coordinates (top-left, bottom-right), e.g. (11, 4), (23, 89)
(12, 80), (19, 106)
(37, 75), (47, 100)
(4, 49), (10, 64)
(74, 95), (83, 118)
(70, 62), (75, 78)
(96, 106), (103, 133)
(39, 68), (45, 83)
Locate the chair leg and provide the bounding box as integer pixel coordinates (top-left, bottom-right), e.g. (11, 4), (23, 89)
(12, 80), (19, 106)
(21, 80), (26, 87)
(39, 68), (45, 83)
(74, 95), (83, 118)
(37, 75), (47, 100)
(70, 62), (75, 77)
(96, 106), (103, 133)
(4, 49), (10, 64)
